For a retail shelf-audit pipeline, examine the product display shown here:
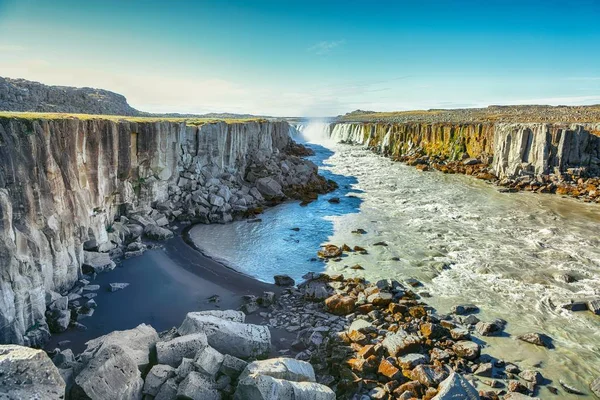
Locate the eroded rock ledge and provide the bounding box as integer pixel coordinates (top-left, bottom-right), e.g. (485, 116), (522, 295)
(0, 117), (334, 346)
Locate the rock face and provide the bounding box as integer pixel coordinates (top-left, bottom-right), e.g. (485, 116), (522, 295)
(0, 344), (66, 399)
(308, 122), (600, 181)
(0, 117), (329, 345)
(0, 76), (140, 115)
(492, 123), (600, 178)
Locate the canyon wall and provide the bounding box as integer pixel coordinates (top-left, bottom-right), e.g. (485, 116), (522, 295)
(0, 118), (324, 346)
(302, 122), (600, 179)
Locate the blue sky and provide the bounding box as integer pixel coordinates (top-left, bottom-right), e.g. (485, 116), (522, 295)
(0, 0), (599, 116)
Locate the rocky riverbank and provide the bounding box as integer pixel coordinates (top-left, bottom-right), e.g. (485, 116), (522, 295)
(4, 265), (599, 399)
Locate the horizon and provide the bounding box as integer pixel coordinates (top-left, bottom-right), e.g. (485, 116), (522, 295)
(1, 0), (599, 117)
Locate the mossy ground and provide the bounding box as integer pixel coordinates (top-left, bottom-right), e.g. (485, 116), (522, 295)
(0, 112), (267, 125)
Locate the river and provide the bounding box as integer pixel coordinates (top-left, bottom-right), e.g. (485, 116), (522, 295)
(189, 122), (600, 398)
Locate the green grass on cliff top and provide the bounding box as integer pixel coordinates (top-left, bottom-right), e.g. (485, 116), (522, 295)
(0, 112), (267, 125)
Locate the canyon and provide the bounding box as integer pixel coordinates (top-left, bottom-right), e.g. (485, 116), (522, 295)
(0, 107), (599, 399)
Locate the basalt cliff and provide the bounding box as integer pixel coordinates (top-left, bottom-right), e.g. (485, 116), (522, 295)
(299, 121), (600, 200)
(0, 117), (333, 346)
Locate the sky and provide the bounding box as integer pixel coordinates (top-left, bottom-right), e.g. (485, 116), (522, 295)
(0, 0), (599, 116)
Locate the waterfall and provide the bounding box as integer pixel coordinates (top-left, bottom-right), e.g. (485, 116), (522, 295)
(292, 122), (368, 145)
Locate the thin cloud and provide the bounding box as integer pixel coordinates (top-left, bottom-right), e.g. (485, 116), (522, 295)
(0, 44), (25, 52)
(566, 77), (600, 81)
(308, 40), (345, 55)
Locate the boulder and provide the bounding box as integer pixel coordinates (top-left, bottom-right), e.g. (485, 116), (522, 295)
(194, 345), (224, 378)
(234, 374), (335, 400)
(190, 309), (246, 322)
(220, 354), (248, 379)
(382, 330), (421, 357)
(517, 332), (553, 348)
(452, 304), (479, 315)
(143, 364), (175, 396)
(452, 340), (480, 360)
(432, 372), (479, 399)
(83, 251), (116, 274)
(240, 358), (316, 383)
(324, 294), (355, 315)
(156, 333), (208, 367)
(143, 224), (174, 240)
(72, 344), (143, 400)
(519, 369), (543, 384)
(411, 365), (449, 387)
(274, 274), (295, 287)
(178, 313), (271, 359)
(256, 177), (284, 198)
(177, 371), (221, 400)
(47, 309), (71, 333)
(154, 377), (178, 400)
(0, 345), (66, 399)
(81, 323), (158, 372)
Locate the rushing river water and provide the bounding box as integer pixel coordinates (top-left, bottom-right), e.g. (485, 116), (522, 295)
(189, 123), (600, 398)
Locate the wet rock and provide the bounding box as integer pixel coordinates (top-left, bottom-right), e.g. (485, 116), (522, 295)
(519, 369), (543, 384)
(328, 197), (340, 203)
(452, 304), (479, 315)
(559, 379), (586, 395)
(177, 371), (221, 400)
(432, 372), (479, 399)
(143, 224), (174, 240)
(324, 294), (356, 315)
(0, 345), (66, 399)
(318, 244), (343, 258)
(156, 333), (208, 367)
(109, 282), (130, 292)
(72, 344), (143, 400)
(274, 274), (295, 287)
(474, 362), (493, 377)
(590, 376), (600, 397)
(475, 320), (503, 336)
(517, 332), (553, 348)
(452, 340), (480, 360)
(178, 312), (271, 359)
(588, 299), (600, 315)
(508, 380), (529, 393)
(143, 364), (176, 396)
